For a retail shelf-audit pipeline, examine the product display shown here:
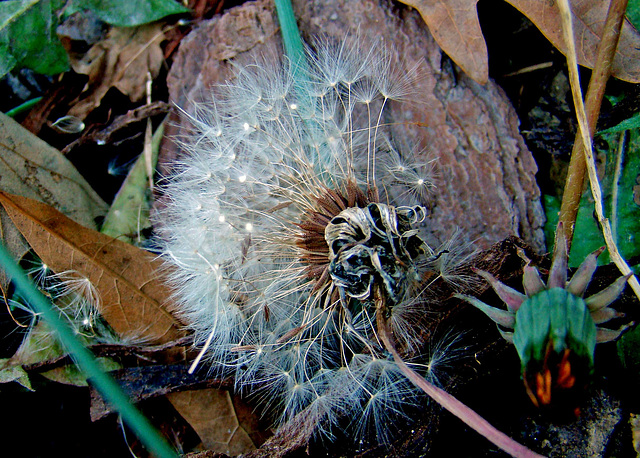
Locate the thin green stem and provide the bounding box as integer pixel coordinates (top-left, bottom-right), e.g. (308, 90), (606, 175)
(5, 97), (42, 118)
(0, 242), (177, 458)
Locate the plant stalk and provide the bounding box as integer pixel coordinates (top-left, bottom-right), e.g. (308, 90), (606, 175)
(374, 290), (544, 458)
(557, 0), (640, 299)
(557, 0), (628, 250)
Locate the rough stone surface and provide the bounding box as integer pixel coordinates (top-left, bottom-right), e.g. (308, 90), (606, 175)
(161, 0), (546, 252)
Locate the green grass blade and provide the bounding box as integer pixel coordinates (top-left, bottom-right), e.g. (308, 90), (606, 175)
(0, 242), (177, 458)
(274, 0), (305, 69)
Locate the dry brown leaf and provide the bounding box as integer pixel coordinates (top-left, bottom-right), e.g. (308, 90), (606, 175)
(0, 112), (107, 286)
(0, 113), (107, 227)
(167, 389), (258, 456)
(398, 0), (640, 84)
(0, 191), (184, 344)
(508, 0), (640, 83)
(398, 0), (487, 83)
(68, 23), (166, 119)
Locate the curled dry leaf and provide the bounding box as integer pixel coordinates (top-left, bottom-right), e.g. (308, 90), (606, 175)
(399, 0), (640, 84)
(0, 191), (184, 344)
(68, 23), (166, 120)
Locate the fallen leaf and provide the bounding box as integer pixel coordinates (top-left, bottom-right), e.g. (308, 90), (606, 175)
(399, 0), (640, 84)
(508, 0), (640, 83)
(632, 413), (640, 454)
(0, 358), (33, 390)
(68, 23), (166, 119)
(0, 112), (107, 227)
(398, 0), (487, 83)
(0, 191), (184, 344)
(3, 315), (122, 387)
(0, 111), (108, 285)
(167, 389), (259, 456)
(101, 117), (165, 243)
(88, 363), (231, 420)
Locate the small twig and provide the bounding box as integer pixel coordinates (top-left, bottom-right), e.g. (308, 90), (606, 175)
(90, 365), (233, 421)
(502, 62), (553, 78)
(61, 101), (171, 155)
(21, 335), (192, 373)
(557, 0), (640, 300)
(557, 0), (628, 250)
(374, 288), (544, 458)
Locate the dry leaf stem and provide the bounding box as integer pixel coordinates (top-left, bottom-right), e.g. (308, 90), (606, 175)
(557, 0), (640, 300)
(374, 290), (544, 458)
(557, 0), (628, 248)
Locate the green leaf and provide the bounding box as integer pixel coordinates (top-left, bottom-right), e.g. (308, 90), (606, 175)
(544, 130), (640, 267)
(101, 118), (164, 243)
(0, 41), (17, 78)
(0, 359), (33, 390)
(599, 112), (640, 134)
(42, 356), (121, 386)
(68, 0), (190, 27)
(11, 318), (121, 387)
(543, 193), (606, 267)
(0, 0), (69, 76)
(617, 324), (640, 402)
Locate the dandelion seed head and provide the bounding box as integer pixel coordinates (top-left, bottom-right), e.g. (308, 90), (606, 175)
(158, 35), (471, 447)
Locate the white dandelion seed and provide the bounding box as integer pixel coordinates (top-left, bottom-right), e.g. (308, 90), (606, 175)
(158, 37), (472, 446)
(11, 254), (132, 351)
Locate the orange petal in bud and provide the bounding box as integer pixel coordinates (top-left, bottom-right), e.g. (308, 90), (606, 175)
(535, 369), (553, 405)
(557, 349), (576, 389)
